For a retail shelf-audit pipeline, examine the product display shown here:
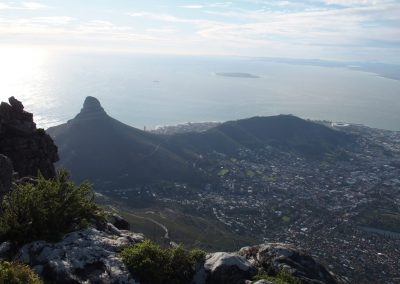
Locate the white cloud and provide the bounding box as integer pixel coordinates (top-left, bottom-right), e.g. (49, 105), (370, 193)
(0, 0), (398, 61)
(179, 2), (232, 9)
(0, 3), (11, 10)
(22, 2), (47, 10)
(180, 5), (204, 9)
(0, 1), (47, 10)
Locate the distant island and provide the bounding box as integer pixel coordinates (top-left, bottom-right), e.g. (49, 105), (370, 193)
(215, 72), (260, 78)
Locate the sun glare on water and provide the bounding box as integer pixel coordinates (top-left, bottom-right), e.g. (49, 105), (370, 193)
(0, 46), (53, 126)
(0, 46), (50, 101)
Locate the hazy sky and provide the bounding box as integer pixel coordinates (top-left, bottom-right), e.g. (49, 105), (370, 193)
(0, 0), (399, 62)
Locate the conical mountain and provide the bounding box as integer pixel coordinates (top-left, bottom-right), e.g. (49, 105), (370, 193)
(47, 97), (199, 189)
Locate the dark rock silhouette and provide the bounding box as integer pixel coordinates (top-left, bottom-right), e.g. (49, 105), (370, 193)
(0, 154), (13, 198)
(0, 97), (59, 179)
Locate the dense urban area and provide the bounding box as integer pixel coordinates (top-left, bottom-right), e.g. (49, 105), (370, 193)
(107, 122), (400, 284)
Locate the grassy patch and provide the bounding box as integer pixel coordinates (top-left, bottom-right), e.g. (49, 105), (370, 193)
(246, 170), (255, 178)
(217, 169), (230, 176)
(253, 270), (301, 284)
(263, 175), (276, 182)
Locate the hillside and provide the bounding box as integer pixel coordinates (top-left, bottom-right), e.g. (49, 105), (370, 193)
(48, 97), (354, 189)
(47, 97), (201, 187)
(165, 115), (353, 158)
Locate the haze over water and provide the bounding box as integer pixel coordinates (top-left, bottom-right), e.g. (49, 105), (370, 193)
(1, 49), (399, 131)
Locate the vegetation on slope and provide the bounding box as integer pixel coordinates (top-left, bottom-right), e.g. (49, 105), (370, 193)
(0, 170), (103, 244)
(121, 240), (205, 284)
(252, 270), (301, 284)
(0, 261), (43, 284)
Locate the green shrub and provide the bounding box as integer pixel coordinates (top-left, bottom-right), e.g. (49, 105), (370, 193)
(0, 261), (43, 284)
(121, 240), (205, 284)
(252, 269), (301, 284)
(0, 170), (103, 244)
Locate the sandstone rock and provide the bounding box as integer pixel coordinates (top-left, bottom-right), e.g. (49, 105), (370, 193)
(0, 97), (58, 178)
(239, 243), (337, 284)
(194, 252), (256, 284)
(0, 154), (13, 199)
(15, 224), (143, 284)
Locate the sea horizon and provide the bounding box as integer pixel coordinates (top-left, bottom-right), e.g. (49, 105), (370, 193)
(1, 50), (399, 131)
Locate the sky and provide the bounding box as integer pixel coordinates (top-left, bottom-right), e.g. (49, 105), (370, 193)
(0, 0), (399, 63)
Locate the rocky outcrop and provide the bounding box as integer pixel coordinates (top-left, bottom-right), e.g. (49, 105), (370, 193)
(0, 97), (58, 179)
(239, 243), (338, 284)
(0, 224), (338, 284)
(193, 252), (256, 284)
(192, 243), (337, 284)
(0, 154), (13, 198)
(14, 223), (143, 284)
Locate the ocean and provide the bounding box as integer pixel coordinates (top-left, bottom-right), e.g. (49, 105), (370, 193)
(1, 50), (399, 131)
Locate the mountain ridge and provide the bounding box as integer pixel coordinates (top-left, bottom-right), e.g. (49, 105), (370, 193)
(48, 96), (354, 188)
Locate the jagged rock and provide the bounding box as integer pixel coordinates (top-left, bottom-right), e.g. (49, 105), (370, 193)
(8, 96), (24, 112)
(0, 154), (13, 199)
(15, 223), (143, 284)
(0, 97), (58, 178)
(239, 243), (337, 284)
(109, 213), (130, 230)
(193, 252), (256, 284)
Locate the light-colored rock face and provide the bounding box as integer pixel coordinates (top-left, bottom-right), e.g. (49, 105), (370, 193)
(15, 224), (143, 284)
(204, 252), (252, 273)
(252, 280), (273, 284)
(194, 252), (256, 284)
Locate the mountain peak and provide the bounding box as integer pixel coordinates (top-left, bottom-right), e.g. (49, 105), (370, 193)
(75, 96), (107, 120)
(82, 96), (104, 112)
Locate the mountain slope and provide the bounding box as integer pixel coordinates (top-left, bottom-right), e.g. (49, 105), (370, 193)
(165, 115), (353, 158)
(47, 97), (199, 187)
(48, 97), (353, 189)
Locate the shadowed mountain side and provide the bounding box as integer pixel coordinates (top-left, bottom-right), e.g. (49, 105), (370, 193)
(47, 97), (201, 187)
(48, 97), (354, 189)
(164, 115), (354, 158)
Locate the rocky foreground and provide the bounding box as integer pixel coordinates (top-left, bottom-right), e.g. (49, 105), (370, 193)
(0, 218), (338, 284)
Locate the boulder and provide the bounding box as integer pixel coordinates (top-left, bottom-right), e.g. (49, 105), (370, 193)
(15, 224), (143, 284)
(193, 252), (256, 284)
(239, 243), (337, 284)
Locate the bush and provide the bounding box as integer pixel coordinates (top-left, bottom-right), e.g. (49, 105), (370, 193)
(252, 269), (301, 284)
(0, 170), (103, 244)
(121, 240), (205, 284)
(0, 261), (43, 284)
